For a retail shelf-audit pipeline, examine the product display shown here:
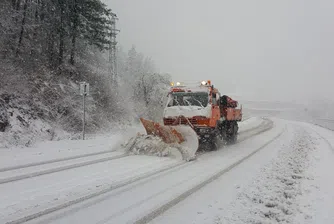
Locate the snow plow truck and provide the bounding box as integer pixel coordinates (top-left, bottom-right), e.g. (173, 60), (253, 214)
(132, 80), (242, 161)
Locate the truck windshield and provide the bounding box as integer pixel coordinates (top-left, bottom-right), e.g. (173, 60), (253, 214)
(167, 92), (209, 107)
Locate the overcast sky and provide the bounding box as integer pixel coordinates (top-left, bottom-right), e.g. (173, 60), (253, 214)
(104, 0), (334, 103)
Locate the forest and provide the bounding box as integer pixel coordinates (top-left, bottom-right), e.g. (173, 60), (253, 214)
(0, 0), (171, 147)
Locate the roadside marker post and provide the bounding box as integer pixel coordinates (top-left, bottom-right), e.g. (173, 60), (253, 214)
(80, 82), (90, 140)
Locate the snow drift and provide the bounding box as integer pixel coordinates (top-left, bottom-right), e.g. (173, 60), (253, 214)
(121, 117), (267, 161)
(122, 125), (199, 161)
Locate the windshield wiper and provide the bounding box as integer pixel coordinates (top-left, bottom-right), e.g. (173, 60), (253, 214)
(193, 98), (205, 108)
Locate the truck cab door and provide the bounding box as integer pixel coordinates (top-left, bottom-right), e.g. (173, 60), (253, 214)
(211, 93), (221, 121)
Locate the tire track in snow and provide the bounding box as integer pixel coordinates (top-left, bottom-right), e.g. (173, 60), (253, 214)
(306, 125), (334, 153)
(0, 149), (123, 172)
(221, 125), (316, 224)
(0, 116), (258, 174)
(5, 117), (274, 224)
(0, 153), (127, 184)
(196, 118), (273, 156)
(238, 118), (273, 141)
(5, 160), (190, 224)
(1, 118), (270, 185)
(133, 124), (285, 224)
(0, 136), (140, 184)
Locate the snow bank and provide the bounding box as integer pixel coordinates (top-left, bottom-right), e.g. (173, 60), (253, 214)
(293, 133), (334, 223)
(222, 126), (316, 223)
(124, 135), (181, 158)
(0, 93), (72, 148)
(0, 107), (59, 148)
(123, 125), (198, 161)
(0, 124), (144, 169)
(238, 117), (264, 133)
(174, 125), (199, 161)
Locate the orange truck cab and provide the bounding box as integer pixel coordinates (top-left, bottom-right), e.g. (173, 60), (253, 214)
(163, 80), (242, 146)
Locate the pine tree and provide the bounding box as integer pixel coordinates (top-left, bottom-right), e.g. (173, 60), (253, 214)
(68, 0), (114, 65)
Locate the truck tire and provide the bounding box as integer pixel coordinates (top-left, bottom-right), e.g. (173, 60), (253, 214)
(226, 133), (237, 144)
(210, 134), (219, 150)
(226, 122), (238, 144)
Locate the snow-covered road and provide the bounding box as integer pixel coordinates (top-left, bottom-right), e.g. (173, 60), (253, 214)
(0, 117), (267, 224)
(149, 120), (334, 224)
(1, 117), (334, 224)
(0, 151), (126, 183)
(26, 119), (280, 224)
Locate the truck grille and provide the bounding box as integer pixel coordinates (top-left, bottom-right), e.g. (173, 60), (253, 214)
(164, 118), (198, 125)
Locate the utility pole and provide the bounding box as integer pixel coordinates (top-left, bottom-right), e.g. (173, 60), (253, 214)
(109, 12), (120, 87)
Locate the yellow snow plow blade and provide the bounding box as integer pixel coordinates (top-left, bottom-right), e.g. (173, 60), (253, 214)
(138, 118), (199, 161)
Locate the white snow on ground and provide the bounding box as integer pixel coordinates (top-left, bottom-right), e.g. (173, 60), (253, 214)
(149, 118), (334, 224)
(0, 150), (124, 180)
(293, 122), (334, 224)
(0, 116), (261, 170)
(125, 134), (183, 159)
(0, 116), (268, 224)
(0, 155), (180, 223)
(4, 116), (333, 224)
(124, 125), (200, 161)
(228, 121), (334, 224)
(149, 118), (291, 224)
(222, 124), (316, 224)
(0, 108), (56, 148)
(0, 117), (265, 223)
(0, 124), (144, 169)
(24, 117), (281, 224)
(175, 125), (200, 160)
(238, 116), (264, 133)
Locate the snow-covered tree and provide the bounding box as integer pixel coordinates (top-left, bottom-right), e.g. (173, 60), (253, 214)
(0, 1), (173, 147)
(133, 72), (171, 121)
(114, 45), (172, 122)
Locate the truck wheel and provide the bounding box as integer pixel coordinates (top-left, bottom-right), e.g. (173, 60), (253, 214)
(227, 133), (237, 144)
(226, 122), (238, 144)
(210, 135), (219, 150)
